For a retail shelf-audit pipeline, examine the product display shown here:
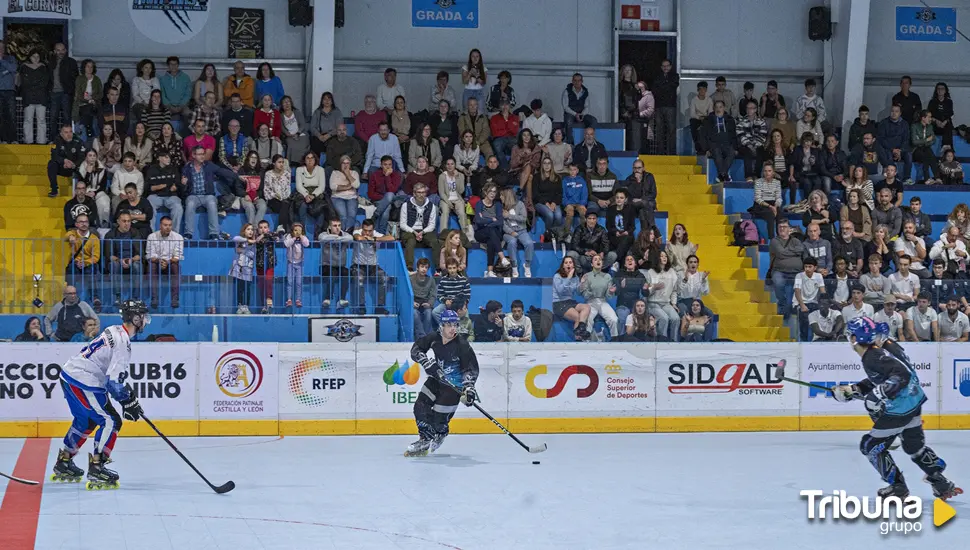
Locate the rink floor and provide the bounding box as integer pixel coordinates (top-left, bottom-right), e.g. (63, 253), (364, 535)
(1, 431), (969, 549)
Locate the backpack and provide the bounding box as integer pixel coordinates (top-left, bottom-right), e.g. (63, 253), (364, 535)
(527, 306), (554, 342)
(732, 219), (759, 247)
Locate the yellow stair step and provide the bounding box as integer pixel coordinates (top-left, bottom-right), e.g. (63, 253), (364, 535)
(0, 186), (67, 197)
(0, 154), (51, 166)
(639, 155), (697, 165)
(0, 175), (60, 187)
(0, 165), (57, 175)
(643, 165), (702, 175)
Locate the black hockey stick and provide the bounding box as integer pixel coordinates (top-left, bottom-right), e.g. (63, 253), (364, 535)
(437, 373), (547, 454)
(775, 358), (833, 393)
(142, 415), (235, 494)
(0, 471), (39, 486)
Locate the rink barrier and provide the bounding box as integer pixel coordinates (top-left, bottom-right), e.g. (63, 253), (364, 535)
(1, 342), (969, 437)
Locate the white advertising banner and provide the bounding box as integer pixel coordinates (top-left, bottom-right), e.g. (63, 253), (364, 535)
(940, 343), (970, 414)
(508, 345), (655, 417)
(0, 0), (82, 19)
(124, 343), (199, 419)
(800, 343), (938, 415)
(278, 344), (356, 419)
(198, 344), (278, 419)
(654, 344), (799, 414)
(354, 343), (507, 419)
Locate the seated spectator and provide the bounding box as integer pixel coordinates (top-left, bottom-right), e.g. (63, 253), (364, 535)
(874, 295), (907, 341)
(794, 257), (826, 341)
(330, 154), (361, 232)
(181, 145), (238, 240)
(319, 218), (353, 309)
(253, 94), (282, 139)
(623, 302), (667, 342)
(749, 163), (782, 239)
(632, 226), (663, 273)
(411, 257), (437, 339)
(473, 182), (506, 277)
(193, 63), (223, 110)
(573, 126), (607, 174)
(562, 72), (596, 140)
(248, 123), (284, 169)
(183, 118), (216, 162)
(890, 254), (920, 310)
(580, 254), (618, 339)
(114, 182), (154, 238)
(503, 300), (533, 342)
(325, 123), (363, 173)
(688, 81), (713, 155)
(434, 257), (471, 324)
(938, 297), (970, 342)
(429, 71), (458, 115)
(624, 158), (658, 231)
(676, 254), (711, 315)
(354, 94), (385, 148)
(544, 127), (572, 176)
(485, 70), (516, 114)
(45, 285), (98, 342)
(508, 128), (541, 201)
(364, 121), (404, 174)
(101, 70), (129, 108)
(377, 67), (406, 112)
(63, 214), (101, 308)
(842, 284), (875, 329)
(237, 151), (268, 226)
(926, 262), (959, 307)
(930, 224), (968, 277)
(293, 151), (331, 232)
(866, 224), (895, 273)
(942, 203), (970, 247)
(848, 132), (883, 184)
(531, 157), (563, 235)
(283, 223), (310, 308)
(74, 152), (108, 213)
(759, 80), (786, 119)
(871, 187), (902, 238)
(15, 316), (49, 342)
(141, 90), (169, 141)
(905, 292), (938, 342)
(840, 190), (873, 244)
(795, 78), (827, 125)
(905, 196), (933, 246)
(104, 212), (144, 303)
(124, 123), (154, 171)
(568, 210), (615, 274)
(400, 182), (439, 272)
(430, 99), (458, 161)
(802, 190), (834, 242)
(737, 101), (767, 182)
(606, 188), (636, 267)
(711, 76), (737, 118)
(760, 129), (792, 189)
(615, 254), (647, 329)
(144, 150), (184, 233)
(408, 123), (442, 172)
(368, 154), (405, 234)
(152, 123), (184, 172)
(191, 91), (222, 137)
(453, 130), (480, 180)
(738, 81), (756, 116)
(896, 220), (930, 278)
(279, 96), (311, 164)
(230, 223), (257, 314)
(848, 105), (876, 151)
(264, 155), (294, 234)
(861, 254), (890, 308)
(844, 166), (875, 211)
(99, 86), (129, 140)
(561, 163), (588, 233)
(500, 188), (533, 278)
(489, 100), (520, 170)
(939, 149), (964, 185)
(160, 56), (192, 118)
(437, 158), (470, 238)
(667, 223), (697, 275)
(788, 132), (822, 203)
(819, 134), (847, 199)
(680, 299), (712, 342)
(218, 119), (248, 171)
(111, 153), (145, 212)
(802, 223), (832, 275)
(552, 255), (591, 341)
(770, 108), (797, 150)
(700, 101), (738, 183)
(224, 61), (255, 107)
(825, 255), (854, 309)
(458, 97), (493, 157)
(522, 99), (551, 146)
(65, 180), (102, 230)
(769, 219), (804, 314)
(146, 216), (183, 309)
(875, 164), (904, 208)
(808, 298), (844, 342)
(439, 230), (468, 275)
(911, 109), (939, 184)
(472, 155), (510, 197)
(92, 124), (122, 175)
(388, 95), (412, 153)
(72, 59), (102, 142)
(833, 220), (865, 277)
(893, 76), (922, 124)
(586, 157), (616, 215)
(795, 107), (823, 147)
(646, 250), (680, 341)
(474, 300), (505, 342)
(255, 62), (284, 107)
(20, 49), (50, 145)
(455, 299), (474, 339)
(222, 93), (254, 139)
(877, 104), (913, 185)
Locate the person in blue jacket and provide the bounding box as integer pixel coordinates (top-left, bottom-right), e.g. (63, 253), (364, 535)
(159, 56), (193, 119)
(255, 62), (285, 107)
(561, 163), (588, 234)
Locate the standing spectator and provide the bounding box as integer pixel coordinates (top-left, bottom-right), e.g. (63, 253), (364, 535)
(562, 72), (596, 142)
(319, 218), (352, 309)
(568, 210), (615, 274)
(794, 79), (827, 125)
(631, 81), (656, 154)
(473, 182), (505, 277)
(711, 76), (737, 118)
(377, 67), (406, 112)
(20, 49), (50, 144)
(769, 219), (804, 314)
(522, 99), (551, 146)
(147, 216), (183, 309)
(193, 63), (223, 110)
(770, 108), (798, 150)
(615, 254), (647, 330)
(553, 256), (592, 341)
(130, 59), (158, 121)
(364, 121), (404, 173)
(788, 132), (822, 201)
(895, 221), (929, 278)
(808, 299), (844, 342)
(283, 222), (309, 308)
(0, 40), (16, 143)
(48, 124), (86, 197)
(408, 123), (442, 172)
(892, 75), (922, 124)
(802, 223), (832, 275)
(938, 297), (970, 342)
(459, 50), (487, 109)
(15, 317), (49, 342)
(605, 188), (636, 267)
(652, 59), (679, 154)
(351, 219), (396, 314)
(237, 151), (268, 227)
(503, 300), (533, 342)
(793, 257), (826, 341)
(430, 99), (458, 161)
(72, 59), (102, 141)
(911, 109), (939, 184)
(573, 126), (607, 174)
(48, 43), (78, 134)
(500, 188), (533, 278)
(428, 71), (458, 115)
(749, 163), (783, 239)
(104, 212), (144, 303)
(159, 56), (192, 120)
(561, 163), (588, 233)
(688, 81), (713, 154)
(437, 158), (469, 235)
(309, 91), (342, 155)
(230, 224), (257, 313)
(819, 134), (848, 202)
(905, 292), (939, 342)
(330, 154), (360, 232)
(433, 257), (471, 325)
(252, 94), (281, 139)
(411, 257), (437, 339)
(144, 150), (183, 233)
(368, 154), (405, 234)
(293, 151), (331, 232)
(860, 254), (891, 308)
(124, 123), (154, 171)
(737, 101), (768, 182)
(489, 100), (519, 170)
(485, 70), (516, 114)
(701, 101), (738, 183)
(939, 149), (965, 185)
(646, 250), (680, 340)
(619, 66), (640, 144)
(453, 130), (480, 180)
(928, 82), (954, 149)
(871, 187), (902, 238)
(45, 286), (98, 342)
(544, 127), (572, 176)
(191, 91), (222, 136)
(324, 123), (363, 172)
(354, 95), (385, 148)
(255, 62), (285, 107)
(224, 61), (255, 107)
(181, 146), (234, 240)
(832, 220), (866, 277)
(279, 96), (311, 164)
(64, 214), (101, 308)
(759, 80), (786, 120)
(114, 182), (154, 239)
(253, 221), (276, 313)
(580, 254), (618, 339)
(877, 105), (913, 184)
(64, 181), (101, 231)
(400, 182), (439, 272)
(264, 155), (294, 233)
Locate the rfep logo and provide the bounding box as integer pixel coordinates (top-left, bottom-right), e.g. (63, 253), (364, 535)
(667, 362), (783, 395)
(288, 357), (346, 407)
(526, 365), (599, 398)
(215, 349), (264, 398)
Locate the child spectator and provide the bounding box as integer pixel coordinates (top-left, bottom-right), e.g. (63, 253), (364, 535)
(561, 163), (588, 233)
(689, 81), (713, 154)
(553, 255), (591, 341)
(439, 230), (467, 275)
(794, 257), (826, 341)
(939, 149), (964, 185)
(410, 257), (437, 339)
(794, 79), (827, 126)
(230, 223), (257, 314)
(825, 256), (854, 309)
(605, 188), (636, 269)
(711, 76), (737, 118)
(680, 299), (712, 342)
(475, 300), (504, 342)
(503, 299), (533, 342)
(283, 222), (309, 308)
(433, 258), (471, 325)
(580, 254), (618, 339)
(738, 81), (756, 117)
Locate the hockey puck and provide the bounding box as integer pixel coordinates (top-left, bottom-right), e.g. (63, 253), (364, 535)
(532, 460), (540, 465)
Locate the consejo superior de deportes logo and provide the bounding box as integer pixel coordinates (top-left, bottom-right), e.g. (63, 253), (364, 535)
(215, 349), (264, 398)
(526, 365), (599, 398)
(288, 357), (345, 407)
(801, 490), (956, 535)
(384, 360), (421, 387)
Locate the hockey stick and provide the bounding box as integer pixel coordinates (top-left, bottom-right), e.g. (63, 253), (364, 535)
(775, 358), (834, 393)
(142, 415), (235, 494)
(0, 471), (39, 486)
(437, 373), (547, 454)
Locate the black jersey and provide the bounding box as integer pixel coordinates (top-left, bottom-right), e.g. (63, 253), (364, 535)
(410, 333), (480, 389)
(857, 344), (925, 417)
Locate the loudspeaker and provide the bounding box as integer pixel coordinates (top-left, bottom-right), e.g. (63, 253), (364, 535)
(335, 0), (345, 27)
(808, 6), (832, 41)
(288, 0), (312, 27)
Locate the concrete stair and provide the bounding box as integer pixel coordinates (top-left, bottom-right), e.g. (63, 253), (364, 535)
(648, 154), (787, 342)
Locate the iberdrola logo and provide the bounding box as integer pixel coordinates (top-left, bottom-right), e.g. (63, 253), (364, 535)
(383, 360), (420, 386)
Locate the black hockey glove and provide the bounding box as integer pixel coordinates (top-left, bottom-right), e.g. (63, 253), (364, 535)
(864, 385), (888, 418)
(461, 386), (477, 407)
(119, 392), (143, 422)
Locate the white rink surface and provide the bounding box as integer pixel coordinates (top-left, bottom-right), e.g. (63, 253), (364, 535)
(2, 431), (969, 549)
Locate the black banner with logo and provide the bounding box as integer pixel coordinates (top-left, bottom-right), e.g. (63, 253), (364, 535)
(228, 7), (264, 59)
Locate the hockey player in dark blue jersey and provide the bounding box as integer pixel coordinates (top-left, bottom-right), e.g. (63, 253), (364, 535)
(833, 317), (962, 499)
(406, 309), (480, 457)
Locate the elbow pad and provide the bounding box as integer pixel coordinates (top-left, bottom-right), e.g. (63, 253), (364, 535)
(106, 379), (130, 402)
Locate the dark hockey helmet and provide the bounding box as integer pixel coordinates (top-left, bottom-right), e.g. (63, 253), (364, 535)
(120, 299), (151, 332)
(847, 316), (877, 345)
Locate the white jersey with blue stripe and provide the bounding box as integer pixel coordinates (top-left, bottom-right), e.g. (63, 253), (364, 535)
(60, 325), (132, 389)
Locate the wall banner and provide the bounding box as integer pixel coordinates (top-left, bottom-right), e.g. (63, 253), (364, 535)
(278, 344), (356, 419)
(198, 343), (278, 419)
(895, 6), (956, 43)
(228, 7), (265, 59)
(1, 0), (82, 19)
(411, 0), (479, 29)
(130, 0), (210, 45)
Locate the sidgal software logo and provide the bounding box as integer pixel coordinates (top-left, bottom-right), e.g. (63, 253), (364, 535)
(801, 490), (956, 535)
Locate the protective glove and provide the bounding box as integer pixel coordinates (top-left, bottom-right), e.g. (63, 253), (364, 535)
(461, 385), (477, 407)
(119, 392), (143, 422)
(831, 384), (861, 403)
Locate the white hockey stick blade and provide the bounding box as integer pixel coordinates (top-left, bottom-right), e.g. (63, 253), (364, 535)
(0, 471), (40, 485)
(529, 443), (548, 454)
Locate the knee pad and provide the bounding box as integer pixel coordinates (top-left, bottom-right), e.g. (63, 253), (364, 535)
(911, 446), (946, 475)
(861, 435), (901, 484)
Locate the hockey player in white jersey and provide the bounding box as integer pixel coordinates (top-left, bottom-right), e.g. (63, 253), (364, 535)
(51, 300), (148, 489)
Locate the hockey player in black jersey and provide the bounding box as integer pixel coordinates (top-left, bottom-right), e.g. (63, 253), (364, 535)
(833, 317), (961, 500)
(406, 309), (480, 457)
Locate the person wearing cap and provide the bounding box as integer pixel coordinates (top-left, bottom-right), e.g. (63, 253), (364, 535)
(523, 99), (551, 146)
(873, 295), (907, 341)
(489, 99), (519, 171)
(808, 298), (844, 341)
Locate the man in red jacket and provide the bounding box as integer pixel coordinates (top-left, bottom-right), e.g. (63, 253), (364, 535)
(368, 155), (405, 234)
(489, 99), (519, 171)
(354, 94), (387, 152)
